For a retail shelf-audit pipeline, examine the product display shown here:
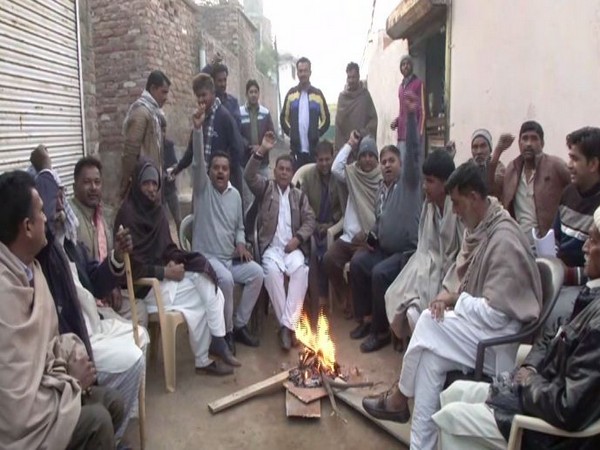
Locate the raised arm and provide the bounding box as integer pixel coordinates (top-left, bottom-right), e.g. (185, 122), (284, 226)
(332, 138), (355, 184)
(244, 131), (275, 196)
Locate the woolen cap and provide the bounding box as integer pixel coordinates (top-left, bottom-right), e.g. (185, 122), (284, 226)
(357, 136), (378, 159)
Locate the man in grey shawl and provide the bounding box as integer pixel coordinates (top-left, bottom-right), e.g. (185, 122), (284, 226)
(362, 162), (542, 450)
(120, 70), (170, 198)
(385, 149), (462, 349)
(334, 62), (378, 151)
(324, 132), (382, 316)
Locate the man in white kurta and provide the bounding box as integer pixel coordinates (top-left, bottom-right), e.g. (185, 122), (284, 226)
(362, 162), (542, 450)
(385, 149), (462, 345)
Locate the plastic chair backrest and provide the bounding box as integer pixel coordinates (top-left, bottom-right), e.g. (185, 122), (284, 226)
(292, 162), (316, 188)
(534, 257), (565, 335)
(179, 214), (193, 251)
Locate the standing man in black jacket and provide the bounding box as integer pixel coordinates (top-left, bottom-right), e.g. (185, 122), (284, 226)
(280, 57), (330, 168)
(432, 205), (600, 450)
(171, 73), (244, 193)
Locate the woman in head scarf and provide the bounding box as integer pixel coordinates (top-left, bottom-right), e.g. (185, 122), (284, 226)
(114, 159), (239, 375)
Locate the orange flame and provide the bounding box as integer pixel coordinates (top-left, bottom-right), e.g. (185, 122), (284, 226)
(294, 311), (336, 373)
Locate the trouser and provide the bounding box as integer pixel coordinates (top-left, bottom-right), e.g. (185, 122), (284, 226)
(262, 249), (309, 330)
(350, 249), (407, 332)
(145, 272), (225, 367)
(293, 151), (315, 170)
(163, 186), (182, 230)
(398, 309), (520, 450)
(323, 239), (362, 308)
(432, 380), (506, 450)
(67, 385), (124, 450)
(208, 257), (264, 331)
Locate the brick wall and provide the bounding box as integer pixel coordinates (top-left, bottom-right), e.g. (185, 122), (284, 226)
(78, 0), (99, 155)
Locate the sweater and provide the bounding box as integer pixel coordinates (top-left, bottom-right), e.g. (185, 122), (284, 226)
(395, 74), (425, 141)
(554, 182), (600, 285)
(280, 84), (330, 156)
(239, 103), (275, 167)
(191, 129), (245, 262)
(373, 136), (422, 255)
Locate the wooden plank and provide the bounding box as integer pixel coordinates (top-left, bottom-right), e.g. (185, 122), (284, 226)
(285, 390), (321, 418)
(333, 387), (411, 445)
(283, 382), (328, 404)
(208, 370), (290, 414)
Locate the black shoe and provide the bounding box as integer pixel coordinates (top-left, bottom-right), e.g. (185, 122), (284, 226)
(279, 327), (292, 351)
(362, 384), (410, 423)
(360, 332), (391, 353)
(225, 332), (237, 355)
(196, 360), (234, 376)
(210, 336), (242, 367)
(350, 322), (371, 340)
(234, 325), (260, 347)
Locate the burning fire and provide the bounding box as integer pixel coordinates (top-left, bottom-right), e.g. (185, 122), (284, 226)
(294, 311), (337, 373)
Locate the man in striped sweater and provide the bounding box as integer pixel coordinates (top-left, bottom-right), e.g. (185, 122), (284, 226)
(550, 127), (600, 325)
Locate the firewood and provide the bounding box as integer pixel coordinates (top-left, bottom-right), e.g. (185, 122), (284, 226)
(208, 370), (290, 414)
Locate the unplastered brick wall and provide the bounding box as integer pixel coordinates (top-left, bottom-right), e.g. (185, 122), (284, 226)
(78, 0), (99, 154)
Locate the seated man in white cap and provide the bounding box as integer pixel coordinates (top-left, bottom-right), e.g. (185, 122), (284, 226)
(468, 128), (508, 198)
(433, 204), (600, 450)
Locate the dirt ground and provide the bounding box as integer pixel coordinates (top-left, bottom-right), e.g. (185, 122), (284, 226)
(123, 308), (408, 450)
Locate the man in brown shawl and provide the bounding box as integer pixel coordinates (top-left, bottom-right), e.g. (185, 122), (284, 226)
(334, 62), (378, 151)
(362, 162), (542, 450)
(0, 171), (122, 449)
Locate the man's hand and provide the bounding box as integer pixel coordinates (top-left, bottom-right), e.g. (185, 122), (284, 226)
(105, 288), (123, 312)
(316, 223), (329, 237)
(113, 226), (133, 263)
(68, 355), (97, 390)
(192, 104), (206, 129)
(351, 231), (367, 246)
(390, 118), (398, 131)
(284, 237), (301, 254)
(493, 133), (515, 156)
(514, 366), (536, 385)
(258, 131), (276, 156)
(236, 243), (253, 262)
(347, 130), (360, 149)
(165, 260), (185, 281)
(429, 291), (459, 321)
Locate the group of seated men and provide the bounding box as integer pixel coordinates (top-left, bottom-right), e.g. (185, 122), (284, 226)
(3, 77), (600, 449)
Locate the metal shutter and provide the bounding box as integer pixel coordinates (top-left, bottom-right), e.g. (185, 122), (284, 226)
(0, 0), (85, 188)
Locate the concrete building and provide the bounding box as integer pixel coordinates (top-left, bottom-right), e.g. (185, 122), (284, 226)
(367, 0), (600, 162)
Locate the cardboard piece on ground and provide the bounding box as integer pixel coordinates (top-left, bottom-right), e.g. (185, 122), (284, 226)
(285, 390), (321, 418)
(208, 370), (289, 414)
(283, 382), (328, 404)
(333, 386), (411, 445)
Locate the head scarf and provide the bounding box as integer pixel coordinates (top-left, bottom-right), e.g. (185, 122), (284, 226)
(114, 158), (217, 287)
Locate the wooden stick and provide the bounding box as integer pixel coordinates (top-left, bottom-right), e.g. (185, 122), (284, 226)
(326, 380), (378, 390)
(322, 372), (347, 423)
(208, 370), (290, 414)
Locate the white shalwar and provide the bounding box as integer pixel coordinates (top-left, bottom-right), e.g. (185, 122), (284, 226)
(398, 292), (521, 450)
(144, 271), (226, 368)
(69, 263), (148, 439)
(262, 185), (309, 330)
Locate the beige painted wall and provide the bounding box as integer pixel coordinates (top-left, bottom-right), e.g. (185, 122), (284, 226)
(449, 0), (600, 164)
(365, 31), (409, 148)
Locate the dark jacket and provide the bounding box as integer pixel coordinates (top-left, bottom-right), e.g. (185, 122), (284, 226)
(301, 166), (343, 228)
(490, 286), (600, 449)
(162, 138), (177, 195)
(174, 103), (244, 192)
(240, 103), (275, 167)
(244, 153), (316, 257)
(494, 153), (570, 237)
(220, 93), (241, 130)
(280, 84), (330, 156)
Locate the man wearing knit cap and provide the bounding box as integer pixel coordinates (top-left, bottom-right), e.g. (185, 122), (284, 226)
(489, 120), (570, 243)
(433, 202), (600, 450)
(390, 55), (424, 161)
(324, 131), (382, 318)
(469, 128), (506, 197)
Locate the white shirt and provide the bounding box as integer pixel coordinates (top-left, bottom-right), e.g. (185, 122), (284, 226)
(514, 169), (538, 241)
(272, 185), (293, 249)
(332, 143), (361, 242)
(298, 90), (310, 153)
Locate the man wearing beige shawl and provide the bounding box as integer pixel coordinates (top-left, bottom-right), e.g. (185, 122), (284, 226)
(363, 163), (542, 450)
(334, 62), (378, 151)
(385, 149), (462, 348)
(0, 171), (122, 449)
(324, 133), (382, 315)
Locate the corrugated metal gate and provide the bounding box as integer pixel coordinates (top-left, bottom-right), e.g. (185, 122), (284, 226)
(0, 0), (85, 188)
